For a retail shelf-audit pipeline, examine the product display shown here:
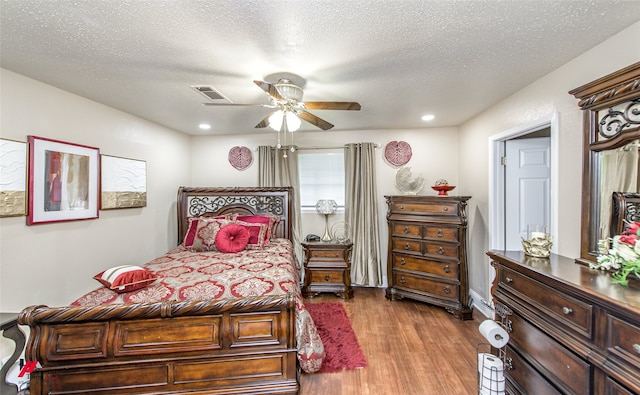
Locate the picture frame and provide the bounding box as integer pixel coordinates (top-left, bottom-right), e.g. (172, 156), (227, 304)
(27, 135), (100, 225)
(100, 154), (147, 209)
(0, 138), (28, 217)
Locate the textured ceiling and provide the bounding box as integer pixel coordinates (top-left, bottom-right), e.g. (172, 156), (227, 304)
(1, 0), (639, 135)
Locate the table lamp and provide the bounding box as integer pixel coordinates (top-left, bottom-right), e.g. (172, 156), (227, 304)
(315, 199), (337, 242)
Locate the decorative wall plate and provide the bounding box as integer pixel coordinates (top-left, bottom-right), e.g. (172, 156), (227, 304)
(384, 141), (412, 167)
(228, 146), (253, 170)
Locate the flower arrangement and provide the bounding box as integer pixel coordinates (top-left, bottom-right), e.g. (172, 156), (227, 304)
(592, 221), (640, 286)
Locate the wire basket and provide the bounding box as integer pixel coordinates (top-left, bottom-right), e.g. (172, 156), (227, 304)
(477, 302), (512, 395)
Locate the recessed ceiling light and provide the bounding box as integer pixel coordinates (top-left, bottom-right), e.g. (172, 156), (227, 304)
(199, 123), (211, 130)
(421, 114), (435, 121)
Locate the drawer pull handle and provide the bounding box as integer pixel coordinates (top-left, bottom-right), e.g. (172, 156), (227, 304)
(562, 307), (573, 315)
(403, 227), (410, 234)
(335, 253), (339, 257)
(443, 207), (449, 212)
(633, 344), (640, 354)
(443, 264), (450, 273)
(400, 258), (406, 265)
(505, 277), (513, 283)
(404, 243), (411, 250)
(324, 275), (330, 281)
(314, 253), (318, 257)
(506, 319), (513, 333)
(438, 247), (445, 254)
(436, 229), (444, 237)
(399, 205), (404, 210)
(399, 276), (406, 284)
(505, 357), (513, 371)
(443, 286), (451, 294)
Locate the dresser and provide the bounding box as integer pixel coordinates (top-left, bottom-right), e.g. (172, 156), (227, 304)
(385, 195), (472, 320)
(302, 241), (353, 299)
(488, 250), (640, 394)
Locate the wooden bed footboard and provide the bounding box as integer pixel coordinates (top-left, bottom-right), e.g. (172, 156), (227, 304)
(18, 294), (299, 395)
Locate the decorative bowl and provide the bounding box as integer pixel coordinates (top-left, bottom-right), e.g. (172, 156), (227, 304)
(431, 185), (456, 196)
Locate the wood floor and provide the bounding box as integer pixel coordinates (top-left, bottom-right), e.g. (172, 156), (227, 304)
(300, 287), (488, 395)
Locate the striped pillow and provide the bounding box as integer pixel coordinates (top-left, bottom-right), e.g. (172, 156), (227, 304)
(94, 265), (157, 293)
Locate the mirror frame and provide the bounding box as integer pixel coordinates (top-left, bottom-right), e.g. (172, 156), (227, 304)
(570, 62), (640, 265)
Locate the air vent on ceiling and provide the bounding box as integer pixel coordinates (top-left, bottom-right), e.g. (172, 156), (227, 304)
(190, 85), (231, 102)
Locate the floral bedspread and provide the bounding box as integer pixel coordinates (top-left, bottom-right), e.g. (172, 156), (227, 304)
(72, 238), (325, 373)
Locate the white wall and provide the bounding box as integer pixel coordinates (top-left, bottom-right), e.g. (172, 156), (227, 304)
(458, 22), (640, 305)
(0, 69), (192, 312)
(191, 127), (460, 286)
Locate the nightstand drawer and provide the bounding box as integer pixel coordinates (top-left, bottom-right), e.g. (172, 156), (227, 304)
(392, 254), (458, 279)
(392, 222), (421, 238)
(309, 269), (344, 284)
(309, 249), (347, 260)
(500, 267), (593, 339)
(393, 272), (459, 299)
(424, 226), (458, 242)
(607, 314), (640, 371)
(392, 238), (422, 254)
(391, 201), (457, 216)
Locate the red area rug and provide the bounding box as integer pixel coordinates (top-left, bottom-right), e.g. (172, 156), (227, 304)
(306, 302), (368, 373)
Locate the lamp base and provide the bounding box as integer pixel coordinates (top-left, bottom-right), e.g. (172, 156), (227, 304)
(321, 214), (332, 242)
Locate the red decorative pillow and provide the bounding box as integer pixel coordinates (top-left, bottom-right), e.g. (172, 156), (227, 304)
(94, 265), (157, 293)
(183, 217), (230, 251)
(234, 215), (280, 241)
(215, 224), (251, 253)
(233, 220), (269, 248)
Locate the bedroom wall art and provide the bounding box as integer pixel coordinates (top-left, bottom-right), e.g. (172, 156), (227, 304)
(0, 138), (27, 217)
(228, 146), (253, 170)
(100, 154), (147, 209)
(384, 140), (412, 167)
(27, 135), (100, 225)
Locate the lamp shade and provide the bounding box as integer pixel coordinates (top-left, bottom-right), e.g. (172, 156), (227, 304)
(316, 199), (337, 215)
(269, 110), (301, 132)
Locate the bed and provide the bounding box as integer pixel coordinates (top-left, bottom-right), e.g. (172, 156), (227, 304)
(18, 187), (323, 395)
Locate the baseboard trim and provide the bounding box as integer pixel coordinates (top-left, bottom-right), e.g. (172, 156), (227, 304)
(470, 289), (492, 318)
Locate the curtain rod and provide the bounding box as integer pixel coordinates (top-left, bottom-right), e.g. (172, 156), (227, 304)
(255, 143), (381, 151)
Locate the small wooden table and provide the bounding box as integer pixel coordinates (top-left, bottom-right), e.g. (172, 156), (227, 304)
(1, 312), (25, 395)
(302, 241), (353, 299)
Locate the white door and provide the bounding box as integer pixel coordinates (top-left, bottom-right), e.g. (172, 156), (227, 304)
(504, 137), (551, 250)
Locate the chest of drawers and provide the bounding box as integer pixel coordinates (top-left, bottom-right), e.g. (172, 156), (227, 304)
(385, 195), (472, 320)
(488, 250), (640, 394)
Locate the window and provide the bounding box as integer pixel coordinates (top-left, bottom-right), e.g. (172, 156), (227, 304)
(298, 150), (345, 209)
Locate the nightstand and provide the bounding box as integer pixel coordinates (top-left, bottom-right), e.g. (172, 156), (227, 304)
(302, 241), (353, 299)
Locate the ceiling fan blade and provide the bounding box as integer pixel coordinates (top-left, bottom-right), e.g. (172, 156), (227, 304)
(298, 111), (334, 130)
(303, 101), (361, 111)
(255, 111), (276, 128)
(253, 80), (285, 101)
(203, 103), (275, 108)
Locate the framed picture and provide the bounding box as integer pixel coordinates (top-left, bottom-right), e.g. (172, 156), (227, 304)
(27, 136), (100, 225)
(0, 138), (28, 217)
(100, 154), (147, 209)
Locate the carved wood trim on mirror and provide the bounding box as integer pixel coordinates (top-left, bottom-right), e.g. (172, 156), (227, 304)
(569, 62), (640, 264)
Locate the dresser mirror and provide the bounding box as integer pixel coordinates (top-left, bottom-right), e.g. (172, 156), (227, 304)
(570, 62), (640, 264)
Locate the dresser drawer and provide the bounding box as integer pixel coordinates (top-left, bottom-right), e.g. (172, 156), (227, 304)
(424, 225), (458, 242)
(309, 269), (344, 284)
(392, 222), (421, 238)
(607, 314), (640, 371)
(504, 345), (562, 395)
(425, 242), (458, 259)
(606, 376), (636, 395)
(392, 254), (458, 279)
(509, 312), (591, 394)
(500, 267), (593, 339)
(393, 272), (458, 299)
(392, 238), (422, 254)
(391, 201), (458, 216)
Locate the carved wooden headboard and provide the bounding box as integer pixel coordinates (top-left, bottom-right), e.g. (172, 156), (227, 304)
(611, 192), (640, 236)
(176, 187), (293, 245)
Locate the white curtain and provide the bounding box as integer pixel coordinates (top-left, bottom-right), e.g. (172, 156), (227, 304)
(599, 143), (640, 238)
(258, 146), (303, 265)
(344, 143), (382, 286)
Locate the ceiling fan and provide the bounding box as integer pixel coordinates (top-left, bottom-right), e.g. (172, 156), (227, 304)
(203, 78), (361, 131)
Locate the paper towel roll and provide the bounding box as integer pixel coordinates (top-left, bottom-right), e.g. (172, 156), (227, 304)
(479, 320), (509, 348)
(478, 353), (505, 395)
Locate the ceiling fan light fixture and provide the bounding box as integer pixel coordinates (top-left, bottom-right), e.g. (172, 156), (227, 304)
(269, 110), (301, 132)
(275, 79), (303, 101)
